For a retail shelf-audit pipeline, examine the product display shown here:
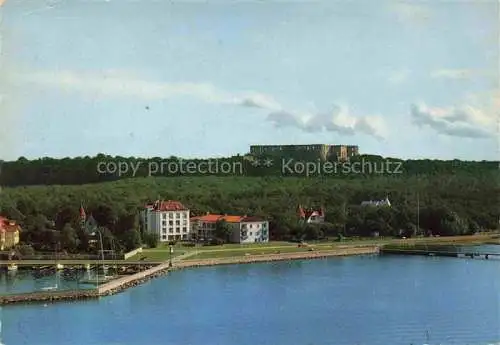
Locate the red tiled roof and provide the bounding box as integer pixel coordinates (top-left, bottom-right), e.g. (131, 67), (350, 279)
(191, 214), (226, 222)
(298, 206), (324, 219)
(241, 216), (266, 222)
(151, 200), (188, 212)
(298, 205), (306, 218)
(0, 216), (20, 232)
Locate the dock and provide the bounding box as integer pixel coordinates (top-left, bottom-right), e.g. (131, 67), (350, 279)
(380, 248), (500, 259)
(0, 261), (172, 305)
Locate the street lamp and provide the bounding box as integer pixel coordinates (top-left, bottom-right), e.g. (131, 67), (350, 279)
(169, 245), (173, 267)
(110, 237), (118, 276)
(91, 229), (104, 287)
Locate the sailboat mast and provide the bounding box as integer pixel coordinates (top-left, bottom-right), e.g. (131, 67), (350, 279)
(343, 202), (346, 235)
(417, 192), (420, 235)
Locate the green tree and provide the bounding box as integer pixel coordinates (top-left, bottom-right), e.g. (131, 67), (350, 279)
(60, 223), (79, 252)
(122, 229), (142, 251)
(142, 232), (159, 248)
(214, 220), (233, 243)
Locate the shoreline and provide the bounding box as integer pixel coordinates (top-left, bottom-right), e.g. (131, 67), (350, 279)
(0, 246), (378, 306)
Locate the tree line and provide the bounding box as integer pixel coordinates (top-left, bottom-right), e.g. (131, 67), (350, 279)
(0, 154), (496, 186)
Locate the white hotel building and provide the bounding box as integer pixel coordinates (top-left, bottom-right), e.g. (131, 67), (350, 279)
(141, 200), (190, 242)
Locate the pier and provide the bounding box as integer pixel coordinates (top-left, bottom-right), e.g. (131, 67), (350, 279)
(380, 248), (500, 259)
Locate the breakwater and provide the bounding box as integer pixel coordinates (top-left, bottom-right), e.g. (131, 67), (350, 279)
(0, 246), (379, 305)
(174, 246), (380, 269)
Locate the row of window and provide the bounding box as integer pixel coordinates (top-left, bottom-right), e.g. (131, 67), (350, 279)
(241, 223), (264, 229)
(162, 227), (188, 234)
(161, 234), (187, 241)
(161, 212), (188, 219)
(162, 220), (188, 226)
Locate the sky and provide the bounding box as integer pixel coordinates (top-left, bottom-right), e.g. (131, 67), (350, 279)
(0, 0), (498, 161)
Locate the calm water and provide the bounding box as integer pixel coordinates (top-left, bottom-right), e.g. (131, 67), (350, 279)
(2, 254), (499, 345)
(0, 268), (113, 294)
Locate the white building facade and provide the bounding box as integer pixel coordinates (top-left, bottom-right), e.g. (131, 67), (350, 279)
(141, 200), (190, 242)
(190, 214), (269, 244)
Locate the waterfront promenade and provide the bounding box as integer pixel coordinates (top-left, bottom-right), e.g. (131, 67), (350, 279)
(0, 246), (378, 305)
(1, 234), (497, 306)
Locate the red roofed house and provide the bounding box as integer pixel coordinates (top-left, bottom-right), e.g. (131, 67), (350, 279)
(141, 200), (190, 242)
(298, 205), (325, 224)
(190, 213), (269, 243)
(0, 216), (21, 251)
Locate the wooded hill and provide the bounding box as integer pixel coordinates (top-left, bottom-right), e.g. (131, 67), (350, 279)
(0, 155), (498, 254)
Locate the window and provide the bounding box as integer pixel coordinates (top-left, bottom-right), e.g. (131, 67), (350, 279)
(182, 220), (187, 225)
(162, 235), (167, 240)
(169, 213), (173, 218)
(162, 220), (166, 226)
(169, 220), (173, 226)
(176, 213), (180, 218)
(169, 228), (173, 233)
(175, 220), (180, 226)
(249, 232), (253, 236)
(176, 228), (180, 233)
(182, 227), (187, 233)
(162, 213), (167, 219)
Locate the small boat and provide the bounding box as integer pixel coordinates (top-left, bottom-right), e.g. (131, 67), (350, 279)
(7, 264), (17, 271)
(56, 263), (64, 270)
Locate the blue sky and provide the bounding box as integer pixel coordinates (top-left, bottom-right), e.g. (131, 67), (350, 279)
(0, 0), (498, 161)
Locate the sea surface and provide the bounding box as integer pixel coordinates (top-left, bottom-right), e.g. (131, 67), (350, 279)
(1, 253), (499, 345)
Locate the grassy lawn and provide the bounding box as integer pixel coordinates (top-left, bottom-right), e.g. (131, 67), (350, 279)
(122, 234), (500, 262)
(188, 246), (317, 260)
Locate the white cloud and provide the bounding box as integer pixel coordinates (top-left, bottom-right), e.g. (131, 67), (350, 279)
(11, 69), (388, 140)
(410, 98), (497, 139)
(267, 105), (388, 140)
(13, 70), (233, 103)
(431, 69), (496, 80)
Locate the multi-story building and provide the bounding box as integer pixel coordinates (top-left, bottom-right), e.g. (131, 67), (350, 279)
(0, 216), (20, 250)
(297, 206), (325, 224)
(346, 145), (359, 158)
(250, 144), (359, 161)
(141, 200), (190, 242)
(190, 213), (269, 243)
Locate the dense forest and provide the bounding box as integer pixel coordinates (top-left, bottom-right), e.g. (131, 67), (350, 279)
(0, 154), (498, 256)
